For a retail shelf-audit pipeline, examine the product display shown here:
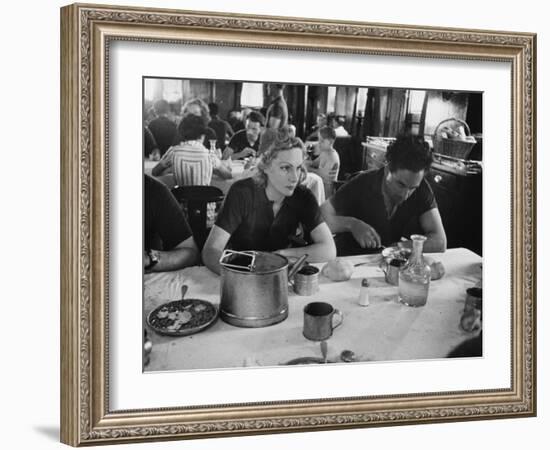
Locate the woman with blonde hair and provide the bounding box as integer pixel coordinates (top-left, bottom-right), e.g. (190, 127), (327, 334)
(202, 127), (336, 274)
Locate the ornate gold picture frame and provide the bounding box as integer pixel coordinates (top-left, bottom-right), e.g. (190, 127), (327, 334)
(60, 3), (536, 446)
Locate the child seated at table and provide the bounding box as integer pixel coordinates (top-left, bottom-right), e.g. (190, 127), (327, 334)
(305, 126), (340, 197)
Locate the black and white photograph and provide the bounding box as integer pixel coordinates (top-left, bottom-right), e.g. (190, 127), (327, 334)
(143, 77), (483, 371)
(52, 1), (538, 447)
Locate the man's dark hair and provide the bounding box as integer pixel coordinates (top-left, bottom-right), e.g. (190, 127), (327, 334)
(178, 114), (208, 141)
(319, 126), (336, 141)
(386, 134), (433, 173)
(153, 99), (170, 116)
(246, 110), (265, 127)
(208, 102), (219, 116)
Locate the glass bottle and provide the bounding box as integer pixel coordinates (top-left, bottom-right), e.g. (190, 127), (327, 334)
(209, 139), (222, 159)
(398, 234), (431, 307)
(209, 139), (217, 152)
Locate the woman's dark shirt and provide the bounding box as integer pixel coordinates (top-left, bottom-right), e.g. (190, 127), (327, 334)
(215, 177), (324, 251)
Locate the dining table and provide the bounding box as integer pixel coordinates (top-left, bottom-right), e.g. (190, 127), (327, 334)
(144, 248), (482, 372)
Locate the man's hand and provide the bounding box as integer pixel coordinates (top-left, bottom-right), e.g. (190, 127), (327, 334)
(350, 221), (382, 248)
(238, 147), (256, 158)
(397, 238), (412, 250)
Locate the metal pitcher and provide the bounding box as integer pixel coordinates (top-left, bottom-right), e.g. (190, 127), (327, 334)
(219, 250), (308, 328)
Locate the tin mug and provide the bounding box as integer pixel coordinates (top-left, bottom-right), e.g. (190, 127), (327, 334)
(303, 302), (343, 341)
(293, 265), (320, 296)
(381, 258), (406, 285)
(460, 287), (482, 332)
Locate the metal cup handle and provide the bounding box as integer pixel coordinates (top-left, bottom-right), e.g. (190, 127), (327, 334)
(287, 254), (309, 281)
(332, 309), (343, 330)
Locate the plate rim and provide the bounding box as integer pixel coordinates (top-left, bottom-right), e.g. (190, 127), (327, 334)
(147, 298), (219, 337)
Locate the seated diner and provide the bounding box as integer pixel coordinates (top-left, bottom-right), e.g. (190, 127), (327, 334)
(202, 127), (336, 274)
(321, 134), (447, 255)
(144, 174), (199, 272)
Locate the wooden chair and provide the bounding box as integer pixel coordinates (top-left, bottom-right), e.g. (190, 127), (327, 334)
(171, 186), (225, 250)
(333, 136), (362, 180)
(331, 170), (365, 193)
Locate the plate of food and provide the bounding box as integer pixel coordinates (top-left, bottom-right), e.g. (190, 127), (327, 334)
(381, 246), (412, 262)
(380, 246), (446, 280)
(147, 287), (218, 336)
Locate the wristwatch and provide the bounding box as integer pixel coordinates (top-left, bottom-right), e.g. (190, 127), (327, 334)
(145, 249), (160, 271)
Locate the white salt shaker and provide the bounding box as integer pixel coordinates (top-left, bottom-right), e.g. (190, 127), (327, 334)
(358, 278), (370, 306)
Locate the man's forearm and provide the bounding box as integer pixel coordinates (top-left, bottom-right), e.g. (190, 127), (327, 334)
(423, 233), (447, 253)
(213, 165), (232, 180)
(277, 242), (336, 264)
(231, 150), (246, 160)
(324, 214), (362, 234)
(400, 233), (446, 253)
(148, 247), (198, 273)
(202, 246), (223, 275)
(151, 160), (168, 176)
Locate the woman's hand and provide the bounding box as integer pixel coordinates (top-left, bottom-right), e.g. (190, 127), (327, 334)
(201, 225), (232, 275)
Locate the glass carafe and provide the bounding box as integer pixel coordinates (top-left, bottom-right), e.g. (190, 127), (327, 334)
(398, 234), (431, 307)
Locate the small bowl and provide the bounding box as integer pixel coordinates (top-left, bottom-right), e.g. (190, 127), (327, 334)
(381, 246), (411, 262)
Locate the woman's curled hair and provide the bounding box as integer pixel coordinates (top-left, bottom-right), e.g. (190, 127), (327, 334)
(255, 126), (306, 186)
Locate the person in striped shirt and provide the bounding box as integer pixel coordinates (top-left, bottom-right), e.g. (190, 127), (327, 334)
(152, 114), (232, 184)
(171, 115), (213, 186)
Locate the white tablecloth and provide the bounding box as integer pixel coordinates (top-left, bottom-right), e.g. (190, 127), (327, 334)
(144, 248), (482, 371)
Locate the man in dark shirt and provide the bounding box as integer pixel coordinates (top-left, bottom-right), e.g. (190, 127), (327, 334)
(208, 102), (234, 150)
(144, 174), (199, 271)
(321, 134), (447, 255)
(228, 110), (245, 133)
(147, 99), (178, 156)
(222, 111), (265, 160)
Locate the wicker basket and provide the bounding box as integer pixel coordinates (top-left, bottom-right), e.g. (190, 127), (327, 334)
(432, 118), (477, 160)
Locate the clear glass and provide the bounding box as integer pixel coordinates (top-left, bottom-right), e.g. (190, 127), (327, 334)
(398, 234), (431, 307)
